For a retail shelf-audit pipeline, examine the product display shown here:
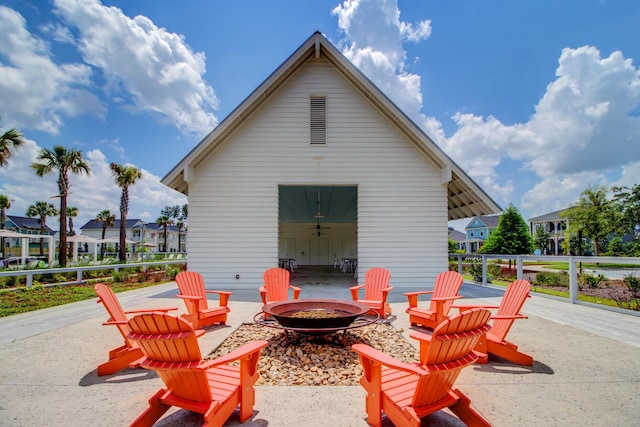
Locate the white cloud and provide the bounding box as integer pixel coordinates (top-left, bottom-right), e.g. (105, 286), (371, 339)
(524, 47), (640, 176)
(0, 6), (104, 133)
(39, 22), (75, 44)
(0, 140), (186, 231)
(53, 0), (219, 136)
(445, 46), (640, 215)
(519, 172), (608, 217)
(332, 0), (430, 119)
(330, 1), (640, 220)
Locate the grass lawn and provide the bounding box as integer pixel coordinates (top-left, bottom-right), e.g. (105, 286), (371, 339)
(462, 274), (625, 309)
(0, 280), (165, 318)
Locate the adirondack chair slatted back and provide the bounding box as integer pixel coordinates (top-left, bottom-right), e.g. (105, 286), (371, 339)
(94, 283), (134, 344)
(412, 308), (491, 407)
(176, 271), (209, 310)
(363, 267), (391, 300)
(419, 308), (491, 365)
(491, 279), (531, 341)
(127, 312), (213, 403)
(428, 271), (463, 314)
(263, 268), (291, 302)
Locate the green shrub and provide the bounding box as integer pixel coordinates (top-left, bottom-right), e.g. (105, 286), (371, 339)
(111, 271), (129, 283)
(533, 271), (569, 287)
(468, 260), (492, 283)
(487, 264), (500, 278)
(623, 273), (640, 297)
(53, 274), (68, 283)
(166, 267), (180, 280)
(578, 273), (605, 289)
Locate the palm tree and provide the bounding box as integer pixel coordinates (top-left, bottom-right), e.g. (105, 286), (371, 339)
(0, 128), (25, 167)
(110, 163), (142, 262)
(176, 203), (188, 253)
(67, 206), (78, 255)
(155, 214), (174, 253)
(0, 194), (11, 258)
(66, 206), (78, 235)
(32, 146), (90, 267)
(0, 194), (10, 230)
(94, 210), (115, 259)
(26, 201), (57, 257)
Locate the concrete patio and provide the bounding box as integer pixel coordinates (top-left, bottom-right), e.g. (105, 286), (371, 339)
(1, 270), (639, 426)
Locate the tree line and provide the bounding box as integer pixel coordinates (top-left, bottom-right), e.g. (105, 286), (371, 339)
(0, 126), (186, 267)
(453, 184), (640, 258)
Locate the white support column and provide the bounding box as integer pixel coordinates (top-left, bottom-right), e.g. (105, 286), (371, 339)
(47, 236), (54, 263)
(20, 237), (28, 266)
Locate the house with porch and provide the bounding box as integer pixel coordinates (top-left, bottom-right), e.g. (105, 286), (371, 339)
(464, 215), (499, 253)
(161, 32), (500, 288)
(79, 219), (185, 254)
(2, 215), (55, 258)
(528, 209), (569, 255)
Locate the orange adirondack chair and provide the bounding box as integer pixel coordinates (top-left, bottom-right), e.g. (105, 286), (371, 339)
(349, 267), (393, 319)
(259, 267), (301, 305)
(453, 279), (533, 365)
(126, 312), (268, 427)
(404, 270), (464, 329)
(352, 308), (492, 427)
(175, 271), (233, 329)
(94, 283), (178, 376)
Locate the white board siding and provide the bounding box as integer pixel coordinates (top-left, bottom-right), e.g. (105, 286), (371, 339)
(187, 59), (448, 288)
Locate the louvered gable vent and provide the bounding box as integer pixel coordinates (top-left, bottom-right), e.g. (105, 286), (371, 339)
(310, 96), (326, 144)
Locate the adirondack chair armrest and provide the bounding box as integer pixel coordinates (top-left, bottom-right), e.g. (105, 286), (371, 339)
(349, 284), (365, 299)
(203, 340), (269, 368)
(408, 330), (433, 343)
(123, 307), (178, 314)
(452, 304), (500, 310)
(491, 314), (528, 320)
(352, 344), (426, 375)
(290, 285), (302, 299)
(408, 330), (435, 356)
(430, 295), (464, 302)
(403, 290), (433, 308)
(175, 293), (203, 301)
(205, 290), (233, 306)
(103, 319), (128, 326)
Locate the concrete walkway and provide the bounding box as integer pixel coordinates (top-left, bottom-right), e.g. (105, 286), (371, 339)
(1, 277), (639, 426)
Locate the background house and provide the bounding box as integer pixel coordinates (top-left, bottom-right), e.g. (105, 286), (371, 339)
(448, 227), (466, 252)
(79, 219), (185, 255)
(140, 223), (185, 253)
(528, 209), (569, 255)
(464, 215), (499, 253)
(3, 215), (55, 258)
(162, 32), (500, 288)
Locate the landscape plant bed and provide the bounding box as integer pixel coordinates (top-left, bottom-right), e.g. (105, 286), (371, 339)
(531, 280), (639, 310)
(0, 267), (181, 317)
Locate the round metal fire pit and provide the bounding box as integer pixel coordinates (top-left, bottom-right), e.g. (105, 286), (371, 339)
(255, 299), (379, 345)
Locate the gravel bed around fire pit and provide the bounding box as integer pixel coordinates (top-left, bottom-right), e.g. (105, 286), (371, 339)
(207, 322), (419, 386)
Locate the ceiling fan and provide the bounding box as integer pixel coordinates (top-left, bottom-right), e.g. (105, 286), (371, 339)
(310, 216), (331, 231)
(310, 189), (330, 236)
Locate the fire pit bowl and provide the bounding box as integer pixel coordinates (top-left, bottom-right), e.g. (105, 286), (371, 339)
(262, 299), (372, 330)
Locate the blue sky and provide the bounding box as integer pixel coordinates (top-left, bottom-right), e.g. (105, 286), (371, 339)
(1, 0), (639, 231)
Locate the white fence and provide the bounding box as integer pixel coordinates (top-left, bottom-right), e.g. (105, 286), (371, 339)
(449, 254), (640, 315)
(0, 259), (187, 288)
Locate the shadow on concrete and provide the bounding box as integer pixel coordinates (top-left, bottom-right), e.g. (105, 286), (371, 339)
(79, 366), (156, 386)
